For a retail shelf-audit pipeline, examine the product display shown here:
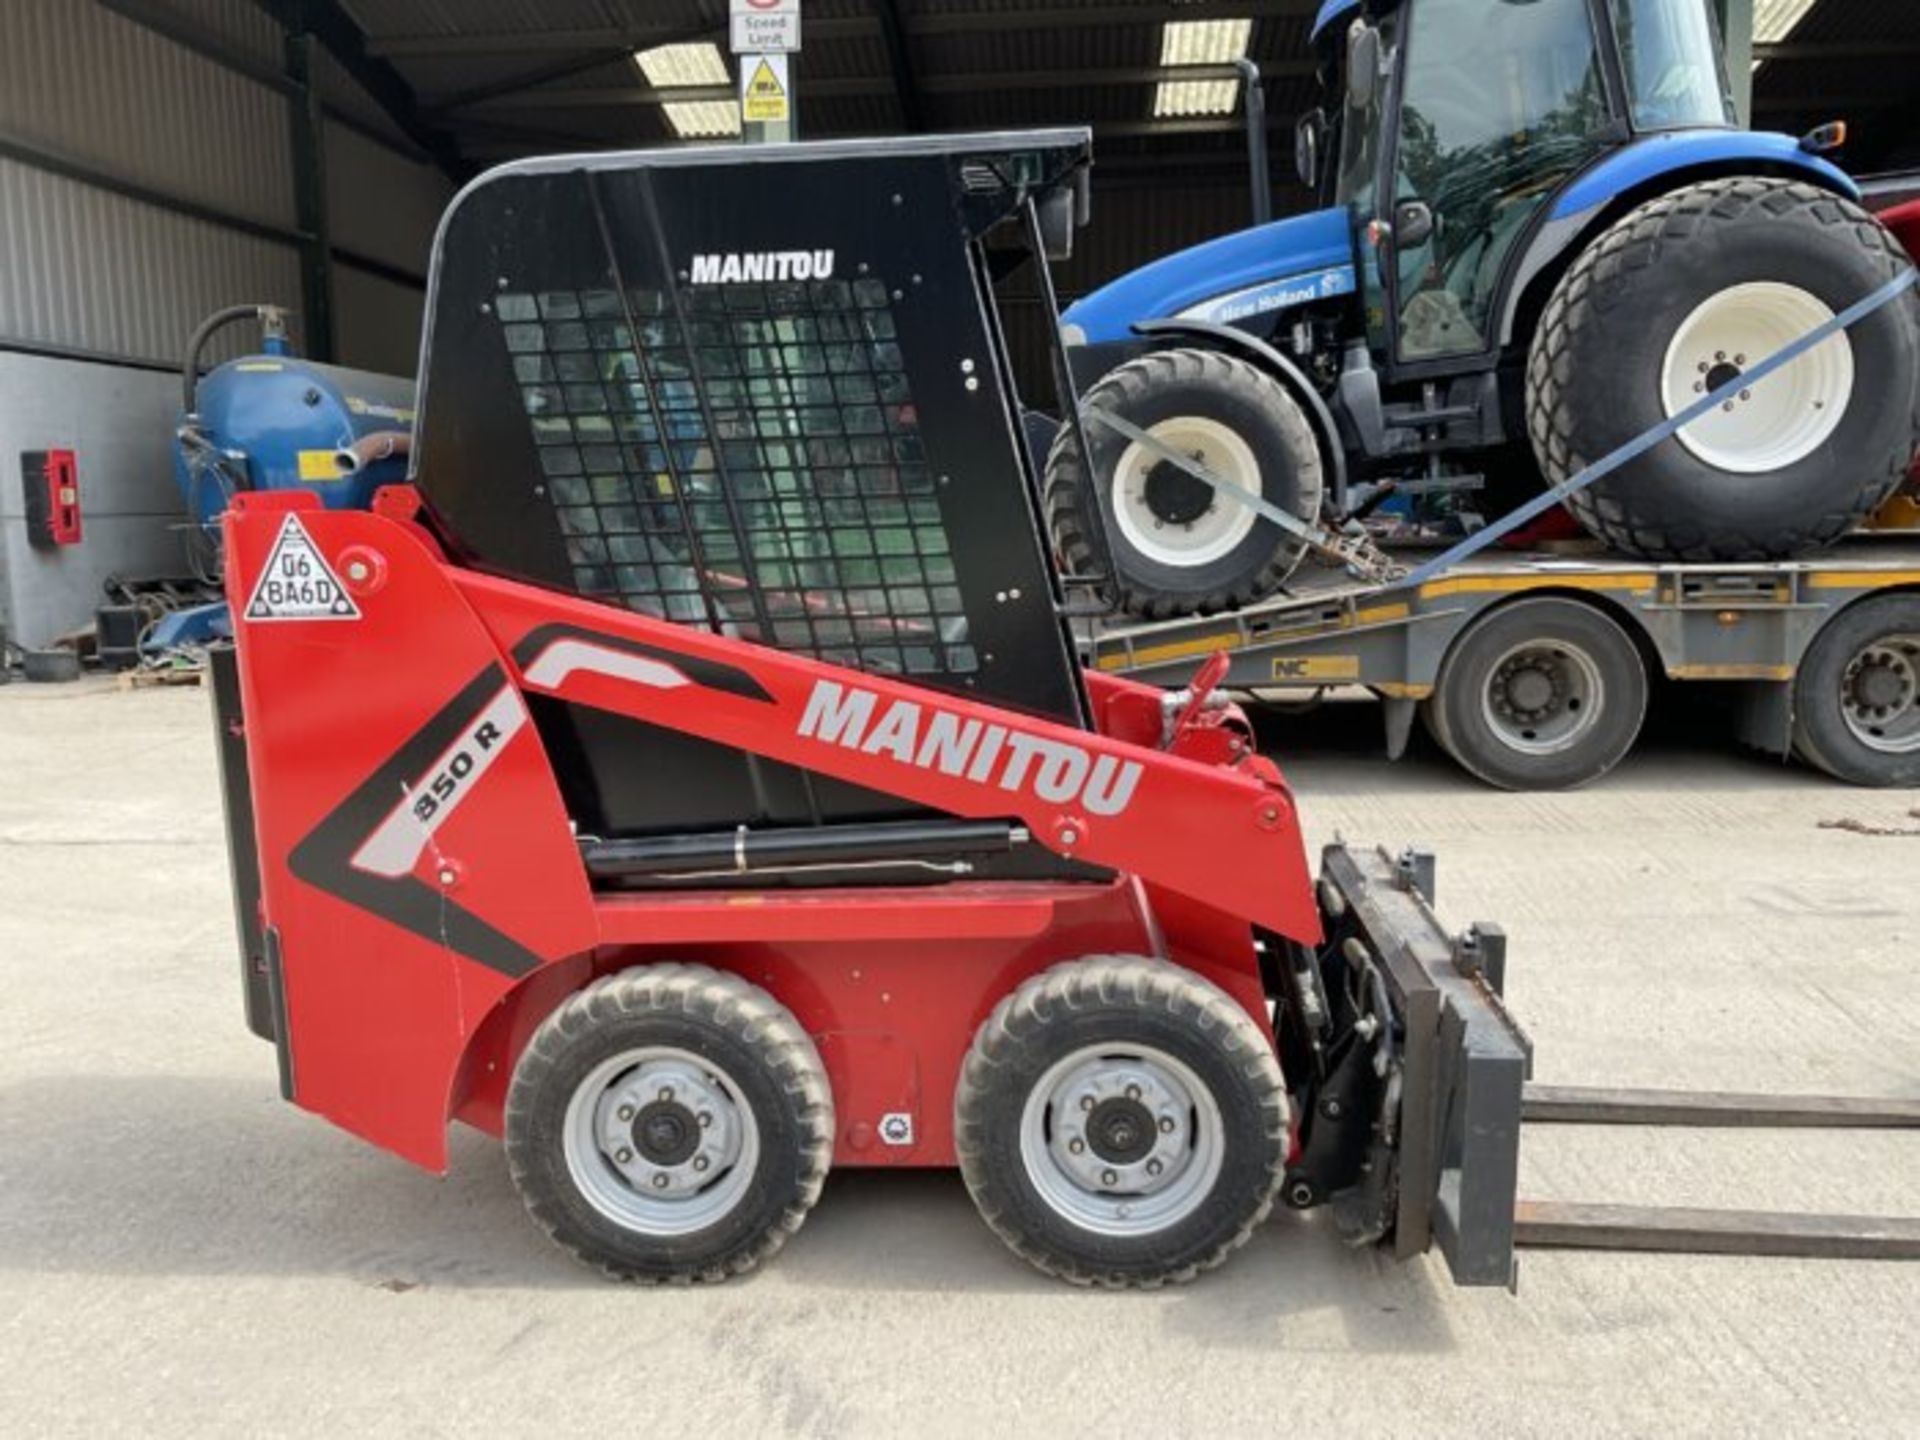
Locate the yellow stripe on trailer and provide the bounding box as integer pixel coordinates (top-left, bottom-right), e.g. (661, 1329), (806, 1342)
(1418, 573), (1655, 600)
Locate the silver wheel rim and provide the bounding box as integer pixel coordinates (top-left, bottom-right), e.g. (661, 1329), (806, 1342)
(1018, 1042), (1225, 1237)
(1840, 632), (1920, 754)
(1660, 281), (1854, 474)
(1110, 415), (1261, 567)
(562, 1045), (760, 1236)
(1479, 639), (1605, 756)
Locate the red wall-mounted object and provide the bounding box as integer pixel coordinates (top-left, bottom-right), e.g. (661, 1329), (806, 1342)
(21, 449), (82, 548)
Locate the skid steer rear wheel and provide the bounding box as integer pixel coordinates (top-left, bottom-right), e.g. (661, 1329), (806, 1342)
(1791, 593), (1920, 787)
(955, 955), (1288, 1288)
(1527, 177), (1920, 561)
(505, 964), (833, 1283)
(1423, 597), (1648, 791)
(1045, 348), (1323, 620)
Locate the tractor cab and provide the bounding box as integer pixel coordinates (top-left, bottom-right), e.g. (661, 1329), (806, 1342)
(1310, 0), (1735, 372)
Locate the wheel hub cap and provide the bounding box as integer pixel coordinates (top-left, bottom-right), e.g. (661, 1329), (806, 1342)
(634, 1099), (700, 1166)
(1142, 460), (1215, 526)
(1086, 1096), (1158, 1165)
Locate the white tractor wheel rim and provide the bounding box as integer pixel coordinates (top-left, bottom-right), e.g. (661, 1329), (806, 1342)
(562, 1045), (760, 1236)
(1661, 281), (1853, 474)
(1018, 1043), (1225, 1238)
(1110, 415), (1262, 567)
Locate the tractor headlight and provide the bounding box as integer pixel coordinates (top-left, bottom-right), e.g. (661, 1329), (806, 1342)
(1058, 322), (1086, 348)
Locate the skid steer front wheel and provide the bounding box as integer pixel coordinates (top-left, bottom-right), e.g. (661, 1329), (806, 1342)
(505, 964), (833, 1282)
(1527, 178), (1920, 561)
(1046, 349), (1323, 619)
(955, 956), (1288, 1287)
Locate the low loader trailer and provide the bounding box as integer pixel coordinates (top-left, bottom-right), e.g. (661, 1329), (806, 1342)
(211, 133), (1918, 1286)
(1090, 535), (1920, 790)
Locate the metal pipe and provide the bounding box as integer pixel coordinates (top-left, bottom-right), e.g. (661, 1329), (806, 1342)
(1235, 58), (1272, 226)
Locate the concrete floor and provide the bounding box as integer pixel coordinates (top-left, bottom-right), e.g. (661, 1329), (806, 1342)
(1, 676), (1916, 1437)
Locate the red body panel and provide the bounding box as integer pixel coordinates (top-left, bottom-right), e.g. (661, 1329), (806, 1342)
(222, 490), (1312, 1173)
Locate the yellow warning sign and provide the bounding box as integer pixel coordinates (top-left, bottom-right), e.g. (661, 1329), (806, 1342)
(741, 56), (789, 124)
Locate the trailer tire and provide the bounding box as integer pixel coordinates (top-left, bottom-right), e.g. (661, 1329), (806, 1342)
(1424, 597), (1648, 791)
(955, 955), (1287, 1288)
(505, 964), (833, 1283)
(1527, 178), (1920, 561)
(1791, 593), (1920, 786)
(1046, 348), (1323, 620)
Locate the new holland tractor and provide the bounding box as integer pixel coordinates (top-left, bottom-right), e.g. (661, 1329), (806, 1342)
(1049, 0), (1920, 617)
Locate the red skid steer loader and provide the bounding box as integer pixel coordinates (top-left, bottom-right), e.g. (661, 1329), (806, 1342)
(211, 131), (1528, 1287)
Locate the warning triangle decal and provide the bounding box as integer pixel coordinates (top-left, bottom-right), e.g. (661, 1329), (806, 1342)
(244, 514), (361, 623)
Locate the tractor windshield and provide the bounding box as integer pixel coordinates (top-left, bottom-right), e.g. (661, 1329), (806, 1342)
(1607, 0), (1736, 130)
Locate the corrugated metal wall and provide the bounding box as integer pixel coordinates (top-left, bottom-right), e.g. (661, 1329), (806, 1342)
(0, 0), (451, 374)
(0, 155), (301, 364)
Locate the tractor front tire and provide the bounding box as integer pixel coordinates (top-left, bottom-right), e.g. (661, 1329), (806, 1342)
(1046, 348), (1323, 620)
(1527, 178), (1920, 561)
(955, 955), (1288, 1288)
(505, 964), (833, 1283)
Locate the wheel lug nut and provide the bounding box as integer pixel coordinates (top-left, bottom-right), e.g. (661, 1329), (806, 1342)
(693, 1155), (710, 1172)
(1146, 1158), (1163, 1176)
(1101, 1169), (1118, 1187)
(658, 1086), (674, 1102)
(617, 1105), (635, 1121)
(1158, 1116), (1176, 1133)
(615, 1148), (633, 1164)
(1079, 1096), (1095, 1112)
(1068, 1138), (1086, 1154)
(698, 1111), (712, 1128)
(652, 1173), (670, 1189)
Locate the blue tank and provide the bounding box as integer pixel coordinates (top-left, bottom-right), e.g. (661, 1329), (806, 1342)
(173, 347), (417, 528)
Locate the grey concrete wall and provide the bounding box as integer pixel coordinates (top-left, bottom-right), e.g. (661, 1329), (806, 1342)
(0, 352), (186, 649)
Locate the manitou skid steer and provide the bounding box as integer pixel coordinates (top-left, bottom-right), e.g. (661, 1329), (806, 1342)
(209, 132), (1531, 1287)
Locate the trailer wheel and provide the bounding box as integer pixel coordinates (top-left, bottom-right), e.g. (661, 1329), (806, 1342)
(1046, 349), (1323, 620)
(1791, 593), (1920, 786)
(1423, 597), (1648, 791)
(954, 955), (1287, 1287)
(1527, 178), (1920, 561)
(505, 964), (833, 1283)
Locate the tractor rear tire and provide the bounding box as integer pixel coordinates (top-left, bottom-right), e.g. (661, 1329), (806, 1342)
(954, 955), (1288, 1288)
(1790, 593), (1920, 786)
(505, 964), (833, 1283)
(1423, 597), (1648, 791)
(1527, 178), (1920, 561)
(1046, 348), (1323, 620)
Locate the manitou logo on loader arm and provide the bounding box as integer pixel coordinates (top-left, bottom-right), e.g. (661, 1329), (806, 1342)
(797, 678), (1142, 816)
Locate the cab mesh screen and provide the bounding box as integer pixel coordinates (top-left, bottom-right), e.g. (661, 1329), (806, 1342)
(495, 279), (977, 679)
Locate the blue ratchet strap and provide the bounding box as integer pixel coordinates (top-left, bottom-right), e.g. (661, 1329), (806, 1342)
(1399, 266), (1920, 590)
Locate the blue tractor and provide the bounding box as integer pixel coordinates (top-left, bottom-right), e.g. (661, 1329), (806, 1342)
(1050, 0), (1920, 617)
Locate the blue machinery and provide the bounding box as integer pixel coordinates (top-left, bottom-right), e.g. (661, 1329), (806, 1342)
(154, 304), (415, 651)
